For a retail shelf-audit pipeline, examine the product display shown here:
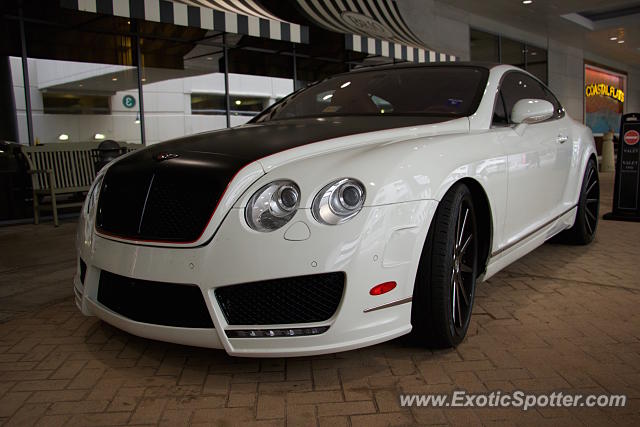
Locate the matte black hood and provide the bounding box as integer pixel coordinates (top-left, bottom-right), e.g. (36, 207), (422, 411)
(128, 115), (451, 162)
(97, 116), (450, 243)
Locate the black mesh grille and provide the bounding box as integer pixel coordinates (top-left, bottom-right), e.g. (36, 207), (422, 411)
(137, 173), (220, 241)
(98, 271), (214, 328)
(215, 273), (345, 325)
(96, 156), (235, 242)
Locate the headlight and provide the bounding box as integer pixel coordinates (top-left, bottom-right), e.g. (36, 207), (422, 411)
(312, 178), (366, 225)
(245, 180), (300, 232)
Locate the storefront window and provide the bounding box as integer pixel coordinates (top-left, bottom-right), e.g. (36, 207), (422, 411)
(585, 64), (626, 136)
(470, 29), (499, 63)
(469, 29), (548, 84)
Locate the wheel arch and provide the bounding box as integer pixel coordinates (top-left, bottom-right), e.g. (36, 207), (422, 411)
(448, 177), (493, 279)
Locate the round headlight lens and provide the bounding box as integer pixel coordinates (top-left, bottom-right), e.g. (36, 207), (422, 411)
(312, 178), (366, 225)
(246, 180), (300, 232)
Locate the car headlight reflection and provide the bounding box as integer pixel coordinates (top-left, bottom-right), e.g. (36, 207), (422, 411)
(312, 178), (366, 225)
(82, 173), (104, 246)
(246, 180), (300, 232)
(84, 174), (104, 217)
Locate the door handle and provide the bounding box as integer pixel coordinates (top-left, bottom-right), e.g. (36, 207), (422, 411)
(557, 135), (568, 144)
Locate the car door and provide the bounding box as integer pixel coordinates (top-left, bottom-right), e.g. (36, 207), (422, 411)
(494, 72), (566, 248)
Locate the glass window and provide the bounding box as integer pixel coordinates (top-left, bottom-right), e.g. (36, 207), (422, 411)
(470, 29), (499, 62)
(492, 91), (508, 126)
(191, 94), (268, 116)
(42, 93), (110, 115)
(500, 72), (547, 123)
(256, 66), (489, 121)
(469, 30), (548, 84)
(540, 86), (564, 119)
(526, 46), (548, 84)
(501, 38), (525, 68)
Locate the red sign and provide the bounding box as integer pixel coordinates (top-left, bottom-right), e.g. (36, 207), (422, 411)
(624, 130), (640, 146)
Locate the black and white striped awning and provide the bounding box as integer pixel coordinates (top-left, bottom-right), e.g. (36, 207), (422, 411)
(295, 0), (456, 63)
(60, 0), (309, 43)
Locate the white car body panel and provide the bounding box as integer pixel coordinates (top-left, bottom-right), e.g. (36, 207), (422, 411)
(75, 64), (597, 356)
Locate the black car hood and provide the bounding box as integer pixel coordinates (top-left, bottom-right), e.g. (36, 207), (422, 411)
(97, 115), (455, 243)
(126, 115), (453, 164)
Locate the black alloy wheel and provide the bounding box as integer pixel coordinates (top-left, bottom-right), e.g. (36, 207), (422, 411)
(411, 183), (478, 347)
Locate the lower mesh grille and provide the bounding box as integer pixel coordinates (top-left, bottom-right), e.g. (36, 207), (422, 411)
(214, 273), (345, 325)
(98, 271), (214, 328)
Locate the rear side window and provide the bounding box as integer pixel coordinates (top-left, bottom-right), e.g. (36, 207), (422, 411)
(500, 72), (563, 123)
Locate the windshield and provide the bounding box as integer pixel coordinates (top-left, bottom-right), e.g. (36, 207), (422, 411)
(253, 66), (489, 122)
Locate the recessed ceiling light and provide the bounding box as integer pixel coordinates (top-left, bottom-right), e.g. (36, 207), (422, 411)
(58, 133), (69, 141)
(522, 0), (533, 4)
(618, 40), (625, 44)
(609, 36), (618, 41)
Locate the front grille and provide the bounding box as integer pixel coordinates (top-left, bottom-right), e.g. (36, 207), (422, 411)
(95, 148), (245, 243)
(215, 273), (345, 325)
(97, 169), (223, 242)
(98, 271), (214, 328)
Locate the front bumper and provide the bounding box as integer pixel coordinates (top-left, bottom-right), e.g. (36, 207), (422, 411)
(74, 200), (438, 357)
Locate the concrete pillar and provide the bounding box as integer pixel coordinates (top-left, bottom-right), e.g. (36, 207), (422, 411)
(601, 131), (615, 173)
(0, 56), (19, 142)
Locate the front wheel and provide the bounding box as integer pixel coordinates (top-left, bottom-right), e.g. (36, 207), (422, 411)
(411, 183), (478, 348)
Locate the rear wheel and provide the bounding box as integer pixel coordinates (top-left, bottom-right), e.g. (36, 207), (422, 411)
(411, 183), (478, 348)
(558, 160), (599, 245)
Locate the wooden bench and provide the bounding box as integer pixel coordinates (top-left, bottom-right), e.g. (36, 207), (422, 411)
(21, 141), (139, 226)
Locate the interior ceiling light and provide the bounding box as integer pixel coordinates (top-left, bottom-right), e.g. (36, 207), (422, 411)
(610, 36), (618, 41)
(618, 40), (625, 44)
(112, 77), (118, 81)
(94, 133), (105, 140)
(58, 133), (69, 141)
(522, 0), (532, 4)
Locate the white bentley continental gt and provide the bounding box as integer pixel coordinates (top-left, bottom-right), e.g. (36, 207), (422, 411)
(75, 63), (599, 356)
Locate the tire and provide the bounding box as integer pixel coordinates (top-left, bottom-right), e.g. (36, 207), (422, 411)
(558, 160), (600, 245)
(411, 183), (478, 348)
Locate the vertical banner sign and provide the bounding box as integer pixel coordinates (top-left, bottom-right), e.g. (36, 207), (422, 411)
(604, 113), (640, 222)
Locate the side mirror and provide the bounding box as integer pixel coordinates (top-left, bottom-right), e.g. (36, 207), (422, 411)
(511, 99), (554, 124)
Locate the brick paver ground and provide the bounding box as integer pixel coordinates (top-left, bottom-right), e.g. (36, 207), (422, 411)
(0, 172), (639, 426)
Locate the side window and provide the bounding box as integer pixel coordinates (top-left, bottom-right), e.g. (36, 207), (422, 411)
(500, 72), (547, 123)
(541, 86), (565, 119)
(492, 91), (508, 126)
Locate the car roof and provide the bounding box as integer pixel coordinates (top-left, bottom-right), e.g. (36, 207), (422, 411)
(347, 61), (500, 74)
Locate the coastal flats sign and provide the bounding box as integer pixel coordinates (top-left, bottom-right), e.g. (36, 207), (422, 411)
(585, 83), (624, 103)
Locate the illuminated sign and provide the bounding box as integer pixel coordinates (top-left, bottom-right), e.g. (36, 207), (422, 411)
(585, 83), (624, 103)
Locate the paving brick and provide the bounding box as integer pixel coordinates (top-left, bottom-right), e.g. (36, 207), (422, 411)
(28, 389), (87, 403)
(350, 411), (415, 427)
(128, 397), (168, 424)
(256, 393), (285, 419)
(316, 401), (376, 417)
(4, 402), (49, 427)
(227, 391), (256, 407)
(0, 392), (31, 417)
